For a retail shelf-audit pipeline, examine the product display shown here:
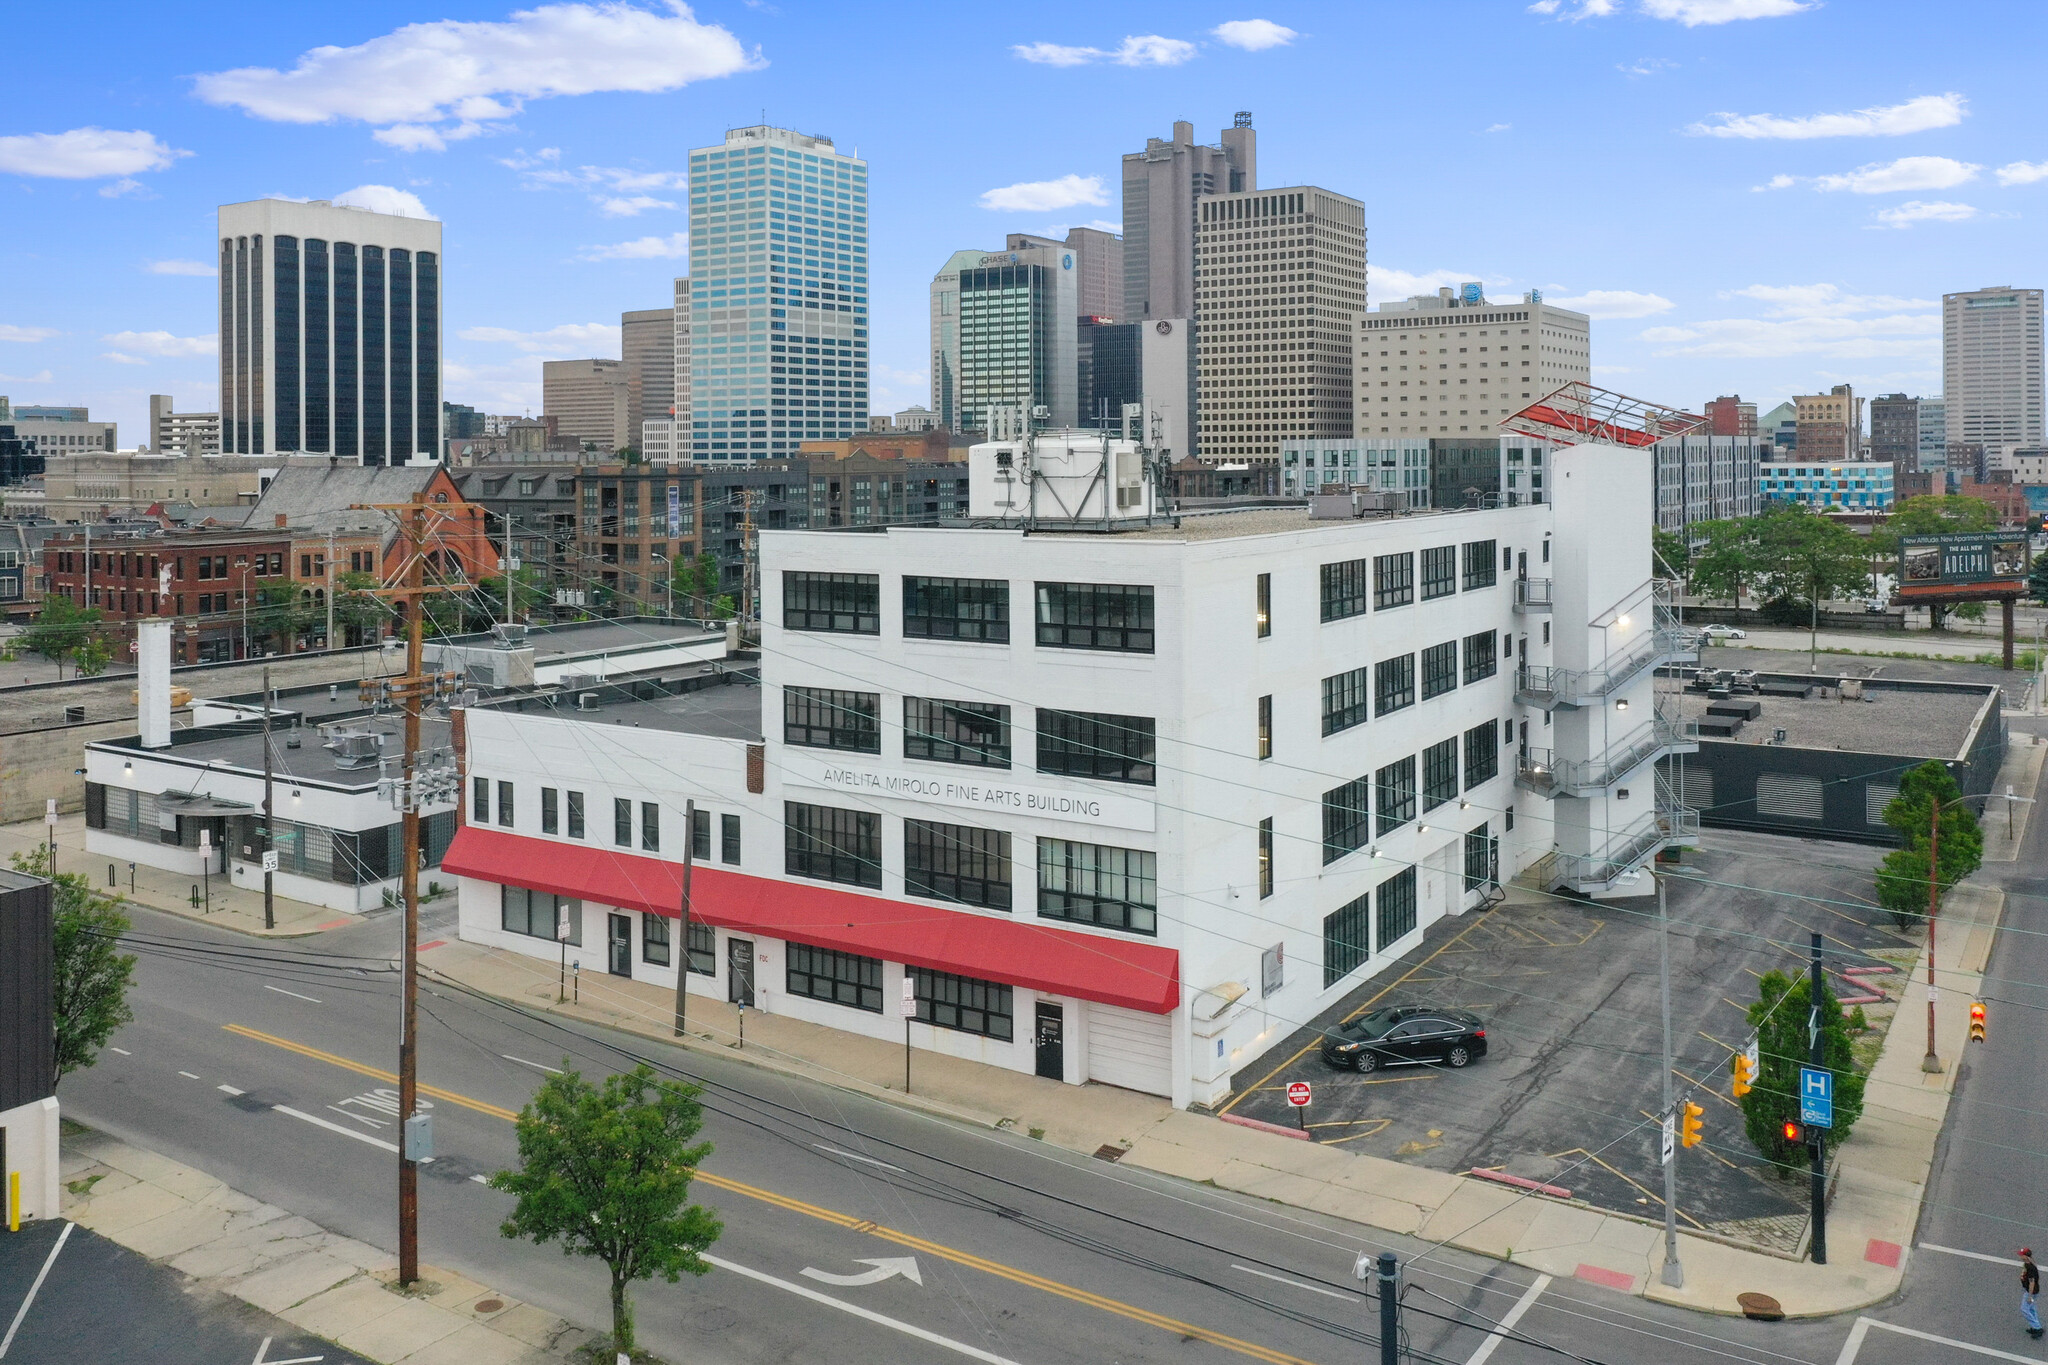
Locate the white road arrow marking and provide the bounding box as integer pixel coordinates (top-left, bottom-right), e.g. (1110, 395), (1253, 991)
(800, 1256), (923, 1288)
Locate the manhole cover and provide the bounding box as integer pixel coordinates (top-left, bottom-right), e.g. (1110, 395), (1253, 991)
(1737, 1292), (1784, 1321)
(1092, 1144), (1126, 1163)
(474, 1299), (504, 1315)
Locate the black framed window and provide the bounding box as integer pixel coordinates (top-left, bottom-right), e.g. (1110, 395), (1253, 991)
(686, 922), (715, 975)
(1374, 655), (1415, 717)
(912, 968), (1013, 1041)
(641, 801), (660, 852)
(1423, 738), (1459, 810)
(1257, 695), (1272, 760)
(567, 790), (585, 839)
(1464, 722), (1500, 786)
(1255, 572), (1271, 637)
(1258, 818), (1274, 899)
(785, 801), (881, 888)
(1375, 867), (1418, 951)
(1375, 757), (1417, 834)
(1321, 666), (1370, 736)
(1321, 777), (1371, 865)
(691, 807), (711, 859)
(1463, 539), (1497, 590)
(1319, 558), (1368, 622)
(497, 781), (514, 827)
(904, 819), (1012, 909)
(1036, 710), (1156, 785)
(541, 787), (558, 835)
(904, 576), (1009, 642)
(1037, 838), (1157, 934)
(1373, 553), (1414, 610)
(614, 797), (631, 847)
(1034, 582), (1154, 653)
(784, 686), (881, 752)
(1462, 630), (1497, 684)
(1421, 641), (1458, 700)
(1323, 893), (1370, 987)
(786, 944), (883, 1012)
(502, 885), (579, 943)
(904, 698), (1010, 768)
(1464, 824), (1496, 892)
(1421, 546), (1456, 601)
(472, 776), (489, 823)
(784, 571), (879, 633)
(721, 813), (741, 864)
(642, 913), (670, 966)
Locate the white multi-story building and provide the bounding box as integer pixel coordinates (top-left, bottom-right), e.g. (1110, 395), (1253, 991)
(1943, 287), (2044, 452)
(216, 198), (443, 463)
(1653, 434), (1763, 533)
(1357, 287), (1590, 438)
(148, 396), (222, 456)
(686, 126), (868, 462)
(445, 433), (1690, 1107)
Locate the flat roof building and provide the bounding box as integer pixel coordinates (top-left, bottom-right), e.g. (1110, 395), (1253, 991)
(1944, 286), (2044, 452)
(1357, 287), (1589, 439)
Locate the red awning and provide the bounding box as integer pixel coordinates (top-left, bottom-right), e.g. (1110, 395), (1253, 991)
(442, 825), (1179, 1014)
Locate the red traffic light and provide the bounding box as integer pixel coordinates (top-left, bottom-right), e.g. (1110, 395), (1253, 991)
(1781, 1119), (1804, 1143)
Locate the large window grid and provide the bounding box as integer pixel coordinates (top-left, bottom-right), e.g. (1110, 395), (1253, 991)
(1375, 867), (1418, 951)
(1036, 710), (1156, 785)
(1420, 546), (1456, 601)
(1462, 630), (1497, 684)
(642, 913), (670, 966)
(784, 801), (881, 888)
(1037, 839), (1158, 935)
(1464, 825), (1497, 892)
(904, 576), (1009, 642)
(502, 886), (579, 943)
(1423, 738), (1460, 810)
(1374, 655), (1415, 717)
(912, 968), (1014, 1041)
(1034, 582), (1155, 653)
(1462, 540), (1498, 590)
(904, 819), (1012, 909)
(1322, 777), (1371, 864)
(1321, 666), (1370, 736)
(904, 697), (1011, 768)
(1464, 722), (1500, 787)
(784, 571), (879, 633)
(1375, 757), (1417, 834)
(686, 922), (715, 975)
(1324, 893), (1371, 988)
(1373, 553), (1414, 610)
(1421, 641), (1458, 700)
(784, 686), (881, 752)
(1319, 559), (1369, 622)
(786, 944), (883, 1012)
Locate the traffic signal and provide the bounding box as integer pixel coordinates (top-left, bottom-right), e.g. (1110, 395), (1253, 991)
(1680, 1100), (1705, 1149)
(1970, 1001), (1987, 1043)
(1731, 1052), (1755, 1097)
(1781, 1118), (1804, 1145)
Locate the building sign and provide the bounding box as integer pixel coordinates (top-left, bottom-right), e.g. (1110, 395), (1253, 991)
(780, 754), (1156, 833)
(1898, 532), (2027, 594)
(667, 485), (681, 538)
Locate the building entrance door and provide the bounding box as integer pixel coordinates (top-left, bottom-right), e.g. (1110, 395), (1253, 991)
(607, 914), (631, 977)
(728, 938), (755, 1007)
(1035, 1002), (1064, 1081)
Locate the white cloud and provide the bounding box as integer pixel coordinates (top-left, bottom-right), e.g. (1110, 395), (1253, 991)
(102, 352), (149, 366)
(1643, 283), (1938, 360)
(0, 326), (56, 343)
(1811, 155), (1979, 194)
(1546, 289), (1676, 319)
(102, 331), (218, 358)
(502, 157), (690, 215)
(0, 371), (54, 384)
(1526, 0), (1619, 20)
(193, 2), (757, 149)
(1725, 283), (1936, 316)
(1619, 57), (1677, 76)
(1371, 268), (1499, 300)
(0, 127), (189, 179)
(1484, 123), (1512, 134)
(1996, 160), (2048, 186)
(147, 260), (218, 277)
(373, 121), (493, 153)
(1688, 92), (1966, 140)
(598, 194), (678, 216)
(99, 177), (152, 200)
(1037, 219), (1123, 237)
(460, 322), (621, 354)
(1874, 199), (1977, 228)
(333, 184), (437, 219)
(1642, 0), (1812, 24)
(1211, 20), (1296, 51)
(979, 174), (1106, 212)
(1012, 34), (1196, 67)
(580, 231), (690, 260)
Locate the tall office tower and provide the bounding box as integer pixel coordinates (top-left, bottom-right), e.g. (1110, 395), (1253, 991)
(216, 198), (442, 462)
(1194, 185), (1364, 460)
(1355, 286), (1586, 439)
(1868, 392), (1919, 470)
(929, 240), (1079, 433)
(1793, 384), (1861, 462)
(686, 125), (868, 462)
(622, 307), (676, 429)
(1123, 114), (1255, 322)
(1943, 286), (2044, 451)
(1062, 226), (1124, 320)
(543, 358), (631, 451)
(1918, 396), (1948, 475)
(1704, 394), (1757, 437)
(1076, 316), (1141, 428)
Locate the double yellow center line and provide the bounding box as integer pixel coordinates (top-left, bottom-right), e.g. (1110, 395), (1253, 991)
(223, 1024), (1320, 1365)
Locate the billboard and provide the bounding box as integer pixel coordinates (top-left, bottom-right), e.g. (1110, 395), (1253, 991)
(1897, 531), (2028, 595)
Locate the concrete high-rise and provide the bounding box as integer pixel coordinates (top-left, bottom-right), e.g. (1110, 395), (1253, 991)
(1194, 185), (1364, 460)
(930, 240), (1078, 433)
(542, 359), (631, 452)
(1943, 286), (2044, 451)
(217, 198), (442, 463)
(686, 125), (868, 462)
(1869, 392), (1919, 470)
(622, 307), (676, 429)
(1918, 396), (1948, 475)
(1062, 226), (1124, 320)
(1123, 114), (1255, 323)
(1356, 287), (1588, 439)
(1793, 385), (1861, 462)
(148, 395), (221, 455)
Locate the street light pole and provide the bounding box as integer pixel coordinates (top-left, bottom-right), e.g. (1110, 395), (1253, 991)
(1658, 873), (1684, 1287)
(261, 664), (274, 930)
(673, 798), (694, 1038)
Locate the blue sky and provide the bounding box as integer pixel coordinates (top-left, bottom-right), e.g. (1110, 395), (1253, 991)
(4, 0), (2044, 443)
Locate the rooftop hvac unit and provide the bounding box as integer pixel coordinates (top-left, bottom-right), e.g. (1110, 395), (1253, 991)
(560, 672), (596, 692)
(490, 623), (529, 644)
(578, 692), (601, 711)
(324, 729), (383, 769)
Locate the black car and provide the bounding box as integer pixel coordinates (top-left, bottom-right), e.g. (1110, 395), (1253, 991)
(1319, 1005), (1488, 1073)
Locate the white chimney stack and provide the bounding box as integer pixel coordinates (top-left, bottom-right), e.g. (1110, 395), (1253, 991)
(138, 620), (172, 749)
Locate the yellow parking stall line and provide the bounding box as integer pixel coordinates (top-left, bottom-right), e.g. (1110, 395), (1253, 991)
(1562, 1147), (1709, 1230)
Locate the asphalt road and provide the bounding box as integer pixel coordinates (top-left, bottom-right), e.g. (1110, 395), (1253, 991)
(49, 896), (1872, 1365)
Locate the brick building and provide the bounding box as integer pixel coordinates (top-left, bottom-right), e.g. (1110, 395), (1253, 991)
(43, 528), (295, 663)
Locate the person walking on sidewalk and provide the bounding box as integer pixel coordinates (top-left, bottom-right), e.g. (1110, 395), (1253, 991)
(2023, 1248), (2042, 1339)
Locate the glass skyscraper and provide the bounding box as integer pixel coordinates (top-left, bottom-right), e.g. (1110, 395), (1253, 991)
(687, 126), (868, 462)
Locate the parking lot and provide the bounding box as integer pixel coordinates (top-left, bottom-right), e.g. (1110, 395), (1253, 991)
(1221, 830), (1911, 1245)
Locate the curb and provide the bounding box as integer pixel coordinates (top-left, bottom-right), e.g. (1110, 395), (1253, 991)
(1218, 1112), (1310, 1141)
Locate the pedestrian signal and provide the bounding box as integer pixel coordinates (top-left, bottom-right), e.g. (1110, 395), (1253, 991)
(1781, 1119), (1804, 1144)
(1969, 1000), (1986, 1043)
(1731, 1052), (1755, 1097)
(1680, 1100), (1705, 1149)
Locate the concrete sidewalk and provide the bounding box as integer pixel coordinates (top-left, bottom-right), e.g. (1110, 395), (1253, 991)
(59, 1125), (587, 1365)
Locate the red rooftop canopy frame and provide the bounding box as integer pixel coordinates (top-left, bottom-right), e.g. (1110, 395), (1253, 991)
(1503, 382), (1707, 449)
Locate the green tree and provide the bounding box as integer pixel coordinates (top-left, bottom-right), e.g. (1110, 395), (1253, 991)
(1686, 518), (1756, 606)
(70, 634), (113, 677)
(1873, 496), (1998, 630)
(472, 563), (552, 624)
(490, 1064), (722, 1358)
(332, 570), (389, 647)
(1652, 525), (1692, 583)
(1749, 503), (1870, 654)
(1874, 759), (1983, 929)
(1740, 968), (1866, 1168)
(2029, 551), (2048, 607)
(249, 581), (317, 654)
(671, 551), (734, 620)
(20, 595), (104, 677)
(10, 845), (137, 1087)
